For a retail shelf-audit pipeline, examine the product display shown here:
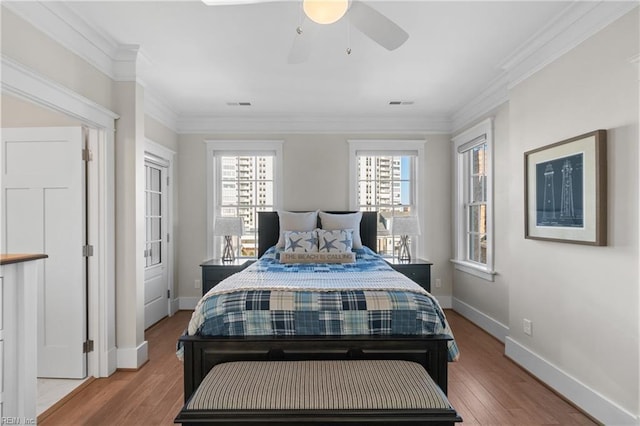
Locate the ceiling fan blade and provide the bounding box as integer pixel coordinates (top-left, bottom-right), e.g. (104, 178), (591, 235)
(347, 1), (409, 51)
(287, 19), (320, 64)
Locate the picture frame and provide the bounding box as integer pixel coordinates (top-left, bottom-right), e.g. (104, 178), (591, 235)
(524, 130), (607, 245)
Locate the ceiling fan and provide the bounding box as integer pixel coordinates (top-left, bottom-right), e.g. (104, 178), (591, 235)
(202, 0), (409, 63)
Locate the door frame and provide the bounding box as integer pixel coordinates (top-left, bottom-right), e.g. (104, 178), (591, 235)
(144, 139), (176, 318)
(2, 57), (119, 377)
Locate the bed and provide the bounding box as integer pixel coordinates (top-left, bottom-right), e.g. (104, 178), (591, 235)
(178, 211), (459, 405)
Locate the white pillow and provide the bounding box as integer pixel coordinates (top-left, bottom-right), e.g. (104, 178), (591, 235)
(318, 211), (363, 249)
(276, 211), (318, 248)
(284, 230), (319, 253)
(317, 229), (353, 253)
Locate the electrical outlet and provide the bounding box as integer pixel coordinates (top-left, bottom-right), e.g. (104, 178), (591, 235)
(195, 279), (201, 289)
(523, 319), (533, 336)
(435, 279), (442, 288)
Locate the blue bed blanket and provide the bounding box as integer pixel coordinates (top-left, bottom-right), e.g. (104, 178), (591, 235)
(182, 247), (459, 361)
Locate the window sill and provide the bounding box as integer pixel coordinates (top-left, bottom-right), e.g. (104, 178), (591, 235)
(450, 259), (496, 282)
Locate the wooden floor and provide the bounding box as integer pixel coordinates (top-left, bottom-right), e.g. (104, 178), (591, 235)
(445, 311), (597, 425)
(40, 310), (597, 426)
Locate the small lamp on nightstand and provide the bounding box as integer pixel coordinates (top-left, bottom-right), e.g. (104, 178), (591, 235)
(214, 217), (244, 262)
(391, 216), (421, 262)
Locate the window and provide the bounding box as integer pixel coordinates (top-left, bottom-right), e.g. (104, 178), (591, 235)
(452, 118), (495, 280)
(206, 141), (283, 259)
(144, 163), (164, 267)
(348, 140), (425, 257)
(466, 143), (487, 263)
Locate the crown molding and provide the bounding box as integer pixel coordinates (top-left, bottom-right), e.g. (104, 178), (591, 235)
(452, 1), (638, 133)
(176, 114), (452, 135)
(451, 73), (509, 134)
(5, 1), (637, 135)
(112, 45), (142, 82)
(4, 1), (118, 79)
(4, 1), (144, 83)
(499, 1), (638, 90)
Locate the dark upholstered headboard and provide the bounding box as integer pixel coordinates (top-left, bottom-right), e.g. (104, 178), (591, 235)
(258, 211), (378, 258)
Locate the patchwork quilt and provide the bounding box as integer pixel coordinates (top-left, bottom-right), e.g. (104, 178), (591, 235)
(183, 247), (459, 361)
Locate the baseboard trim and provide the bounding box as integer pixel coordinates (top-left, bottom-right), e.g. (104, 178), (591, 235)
(505, 337), (638, 426)
(452, 297), (509, 342)
(179, 297), (199, 310)
(170, 298), (180, 315)
(106, 346), (118, 376)
(116, 341), (148, 369)
(116, 358), (149, 372)
(434, 295), (452, 309)
(37, 376), (95, 423)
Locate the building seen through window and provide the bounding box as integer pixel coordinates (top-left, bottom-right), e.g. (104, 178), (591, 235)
(467, 144), (487, 264)
(357, 155), (415, 257)
(219, 155), (274, 258)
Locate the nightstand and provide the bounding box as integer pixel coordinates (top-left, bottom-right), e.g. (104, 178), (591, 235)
(386, 258), (433, 292)
(200, 259), (254, 295)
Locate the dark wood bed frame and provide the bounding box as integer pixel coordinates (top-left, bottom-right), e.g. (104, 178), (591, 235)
(179, 211), (452, 404)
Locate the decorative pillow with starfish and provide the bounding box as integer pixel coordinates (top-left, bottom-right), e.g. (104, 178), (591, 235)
(317, 229), (353, 253)
(283, 230), (319, 253)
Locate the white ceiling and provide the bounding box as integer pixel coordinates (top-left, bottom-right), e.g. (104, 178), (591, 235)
(12, 1), (632, 133)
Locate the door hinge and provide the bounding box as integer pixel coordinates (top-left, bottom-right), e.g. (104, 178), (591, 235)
(167, 289), (171, 299)
(83, 340), (94, 353)
(82, 148), (93, 162)
(167, 233), (170, 243)
(83, 245), (94, 257)
(167, 176), (170, 186)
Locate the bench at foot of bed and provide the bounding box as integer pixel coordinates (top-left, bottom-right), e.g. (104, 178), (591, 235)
(174, 359), (462, 425)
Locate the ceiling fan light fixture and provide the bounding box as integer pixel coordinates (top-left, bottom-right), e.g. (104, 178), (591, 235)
(303, 0), (349, 25)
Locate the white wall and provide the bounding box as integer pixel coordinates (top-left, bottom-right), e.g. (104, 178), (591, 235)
(1, 7), (114, 111)
(176, 133), (453, 302)
(452, 104), (510, 334)
(454, 9), (639, 423)
(1, 95), (80, 127)
(145, 115), (178, 153)
(508, 9), (638, 421)
(423, 134), (454, 303)
(114, 81), (148, 368)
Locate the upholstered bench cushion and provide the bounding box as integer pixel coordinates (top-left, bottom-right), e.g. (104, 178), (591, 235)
(186, 359), (452, 411)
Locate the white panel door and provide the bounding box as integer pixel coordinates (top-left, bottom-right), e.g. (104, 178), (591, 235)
(143, 161), (168, 329)
(2, 127), (86, 379)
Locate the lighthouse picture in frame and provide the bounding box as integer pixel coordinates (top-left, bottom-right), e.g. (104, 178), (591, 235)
(524, 130), (607, 246)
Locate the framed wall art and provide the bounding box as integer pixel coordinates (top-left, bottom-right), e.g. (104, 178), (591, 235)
(524, 129), (607, 245)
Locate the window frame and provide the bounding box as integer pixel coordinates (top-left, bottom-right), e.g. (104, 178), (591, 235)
(348, 140), (425, 258)
(451, 118), (496, 281)
(206, 140), (284, 259)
